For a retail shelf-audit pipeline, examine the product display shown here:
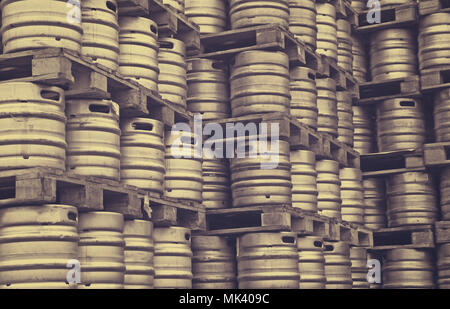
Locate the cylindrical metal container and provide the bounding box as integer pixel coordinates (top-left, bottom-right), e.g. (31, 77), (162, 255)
(230, 50), (290, 117)
(383, 248), (435, 289)
(290, 66), (318, 128)
(288, 0), (317, 49)
(353, 105), (376, 154)
(316, 160), (341, 220)
(229, 0), (290, 29)
(297, 236), (326, 289)
(187, 58), (230, 120)
(340, 168), (364, 225)
(316, 2), (338, 63)
(370, 28), (417, 81)
(165, 130), (203, 203)
(434, 88), (450, 142)
(350, 247), (369, 289)
(237, 232), (299, 289)
(203, 147), (231, 209)
(351, 34), (368, 83)
(337, 91), (354, 146)
(118, 17), (159, 91)
(439, 167), (450, 220)
(230, 139), (292, 207)
(386, 172), (438, 227)
(78, 212), (125, 289)
(438, 243), (450, 289)
(153, 227), (192, 289)
(66, 99), (121, 180)
(337, 19), (353, 74)
(291, 149), (318, 212)
(419, 13), (450, 72)
(376, 98), (426, 152)
(363, 178), (387, 230)
(158, 38), (187, 109)
(123, 220), (154, 289)
(81, 0), (120, 71)
(0, 205), (78, 289)
(120, 118), (165, 195)
(0, 82), (66, 171)
(316, 78), (338, 137)
(185, 0), (227, 34)
(323, 241), (352, 289)
(163, 0), (184, 14)
(1, 0), (83, 53)
(192, 236), (237, 289)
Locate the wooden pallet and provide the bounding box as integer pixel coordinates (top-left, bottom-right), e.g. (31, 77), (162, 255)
(435, 221), (450, 244)
(317, 0), (358, 25)
(360, 149), (426, 177)
(357, 75), (422, 104)
(354, 3), (418, 33)
(420, 66), (450, 93)
(0, 168), (146, 219)
(0, 48), (192, 127)
(419, 0), (450, 15)
(371, 225), (435, 250)
(117, 0), (149, 16)
(329, 220), (374, 247)
(202, 112), (360, 168)
(424, 142), (450, 167)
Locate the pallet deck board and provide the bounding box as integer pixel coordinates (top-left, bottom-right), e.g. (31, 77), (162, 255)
(420, 66), (450, 92)
(419, 0), (450, 15)
(371, 225), (435, 250)
(435, 221), (450, 244)
(360, 149), (426, 177)
(117, 0), (149, 16)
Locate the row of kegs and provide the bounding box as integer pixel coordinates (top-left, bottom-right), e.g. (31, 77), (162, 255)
(1, 0), (188, 109)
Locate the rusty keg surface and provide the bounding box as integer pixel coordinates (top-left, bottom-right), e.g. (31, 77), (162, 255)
(237, 232), (299, 289)
(363, 178), (387, 230)
(297, 236), (326, 289)
(350, 247), (369, 289)
(352, 105), (376, 154)
(316, 78), (338, 137)
(1, 0), (82, 53)
(163, 0), (184, 14)
(158, 38), (187, 110)
(120, 118), (165, 194)
(376, 98), (426, 152)
(0, 205), (78, 289)
(383, 249), (435, 289)
(288, 0), (317, 49)
(291, 150), (318, 212)
(438, 243), (450, 289)
(386, 172), (438, 227)
(337, 91), (354, 146)
(316, 2), (338, 62)
(185, 0), (227, 34)
(337, 19), (353, 74)
(81, 0), (120, 71)
(434, 88), (450, 142)
(316, 160), (341, 220)
(118, 17), (159, 91)
(230, 139), (292, 207)
(203, 147), (231, 209)
(323, 241), (352, 289)
(192, 236), (237, 289)
(154, 227), (192, 289)
(370, 28), (417, 81)
(229, 0), (290, 29)
(439, 166), (450, 220)
(340, 168), (364, 225)
(123, 220), (154, 289)
(78, 212), (125, 289)
(164, 130), (203, 203)
(0, 82), (67, 171)
(290, 66), (318, 128)
(351, 35), (368, 83)
(187, 58), (230, 120)
(419, 13), (450, 72)
(230, 50), (290, 117)
(66, 99), (121, 180)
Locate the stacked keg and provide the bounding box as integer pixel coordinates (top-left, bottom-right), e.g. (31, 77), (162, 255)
(340, 168), (365, 225)
(185, 0), (227, 34)
(1, 0), (83, 54)
(323, 241), (353, 289)
(352, 105), (377, 154)
(316, 160), (341, 220)
(438, 243), (450, 289)
(337, 90), (354, 146)
(363, 178), (387, 229)
(229, 0), (290, 29)
(351, 35), (368, 83)
(297, 236), (326, 289)
(350, 247), (370, 289)
(288, 0), (317, 49)
(316, 78), (338, 137)
(290, 150), (318, 212)
(202, 147), (231, 209)
(290, 66), (318, 128)
(81, 0), (120, 71)
(316, 2), (338, 63)
(336, 19), (353, 74)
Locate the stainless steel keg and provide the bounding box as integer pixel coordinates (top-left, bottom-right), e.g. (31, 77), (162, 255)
(323, 241), (353, 289)
(290, 66), (318, 128)
(352, 105), (376, 154)
(316, 77), (338, 137)
(340, 168), (365, 225)
(229, 0), (290, 29)
(185, 0), (227, 34)
(289, 0), (317, 49)
(291, 149), (318, 212)
(316, 160), (342, 220)
(337, 90), (354, 146)
(350, 247), (370, 289)
(363, 178), (387, 230)
(316, 2), (338, 62)
(297, 236), (326, 289)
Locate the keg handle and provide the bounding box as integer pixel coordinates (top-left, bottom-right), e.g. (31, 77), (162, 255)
(106, 1), (117, 13)
(308, 73), (316, 81)
(150, 25), (158, 35)
(282, 236), (296, 244)
(89, 104), (111, 114)
(314, 241), (323, 248)
(40, 90), (62, 103)
(324, 244), (335, 252)
(132, 122), (154, 131)
(399, 100), (415, 107)
(160, 41), (174, 50)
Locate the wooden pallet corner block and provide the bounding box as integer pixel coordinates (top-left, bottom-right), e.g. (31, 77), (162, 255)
(291, 213), (331, 239)
(424, 142), (450, 167)
(419, 0), (450, 15)
(420, 66), (450, 92)
(371, 225), (435, 250)
(435, 221), (450, 244)
(355, 3), (418, 32)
